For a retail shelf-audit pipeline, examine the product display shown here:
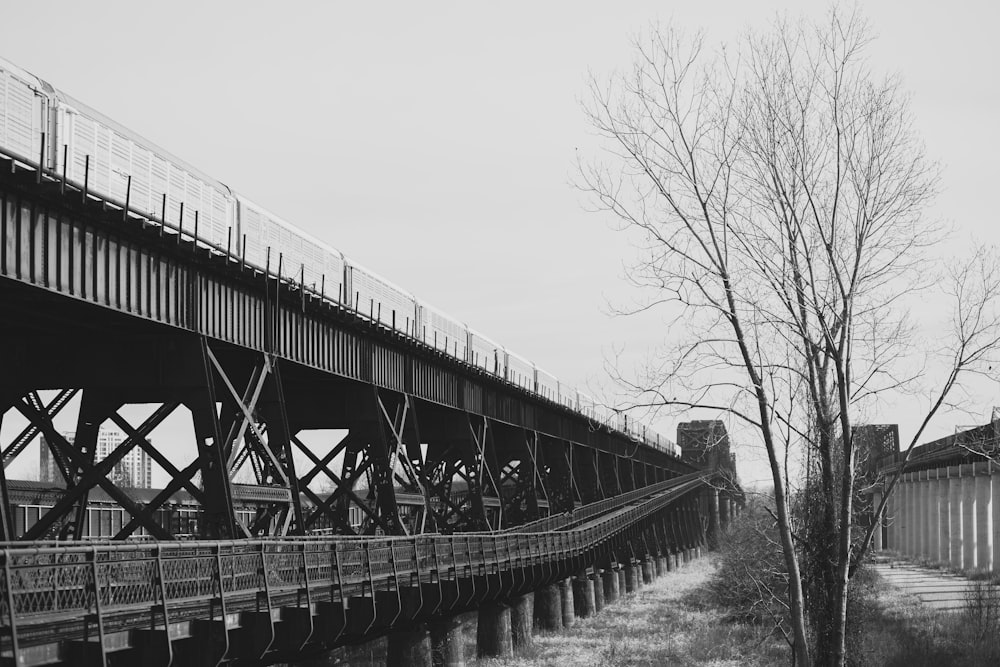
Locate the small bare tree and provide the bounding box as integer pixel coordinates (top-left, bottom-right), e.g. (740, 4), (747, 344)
(581, 8), (1000, 666)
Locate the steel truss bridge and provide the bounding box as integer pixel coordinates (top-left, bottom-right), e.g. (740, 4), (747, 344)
(0, 150), (741, 665)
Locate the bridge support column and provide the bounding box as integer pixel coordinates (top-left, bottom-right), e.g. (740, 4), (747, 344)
(885, 482), (897, 551)
(388, 624), (432, 666)
(918, 475), (928, 558)
(926, 473), (936, 559)
(511, 593), (534, 651)
(937, 471), (951, 564)
(617, 564), (627, 595)
(925, 472), (939, 561)
(603, 567), (619, 604)
(477, 601), (513, 658)
(902, 476), (912, 556)
(430, 614), (467, 667)
(572, 572), (596, 617)
(872, 488), (883, 551)
(534, 584), (562, 631)
(708, 488), (720, 548)
(993, 467), (1000, 574)
(559, 578), (575, 628)
(975, 463), (993, 573)
(593, 570), (605, 612)
(625, 563), (639, 593)
(641, 559), (654, 585)
(948, 467), (963, 568)
(962, 464), (977, 570)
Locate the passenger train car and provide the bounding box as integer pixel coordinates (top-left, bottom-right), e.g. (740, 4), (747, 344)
(0, 56), (680, 458)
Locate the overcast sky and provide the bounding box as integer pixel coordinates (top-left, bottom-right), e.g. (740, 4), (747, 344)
(2, 1), (998, 487)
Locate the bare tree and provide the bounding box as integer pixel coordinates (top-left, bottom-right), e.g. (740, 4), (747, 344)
(581, 8), (1000, 667)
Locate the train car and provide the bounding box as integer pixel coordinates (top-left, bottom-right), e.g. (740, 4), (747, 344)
(506, 350), (534, 392)
(344, 259), (418, 335)
(416, 299), (468, 360)
(0, 55), (678, 459)
(557, 381), (578, 411)
(52, 90), (235, 249)
(0, 57), (49, 166)
(467, 328), (504, 376)
(235, 195), (345, 299)
(534, 365), (558, 402)
(577, 391), (597, 422)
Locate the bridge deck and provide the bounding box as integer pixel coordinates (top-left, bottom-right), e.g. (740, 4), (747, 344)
(0, 474), (706, 666)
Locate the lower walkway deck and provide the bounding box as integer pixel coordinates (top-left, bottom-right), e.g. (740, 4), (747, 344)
(872, 558), (995, 611)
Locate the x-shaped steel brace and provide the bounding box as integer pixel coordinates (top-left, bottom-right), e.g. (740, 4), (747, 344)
(18, 398), (175, 540)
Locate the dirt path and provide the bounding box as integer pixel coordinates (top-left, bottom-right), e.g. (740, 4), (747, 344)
(872, 559), (983, 611)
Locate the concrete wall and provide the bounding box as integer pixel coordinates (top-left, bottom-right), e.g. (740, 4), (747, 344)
(882, 461), (997, 573)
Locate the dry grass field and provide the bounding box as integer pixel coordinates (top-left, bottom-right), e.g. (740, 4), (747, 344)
(474, 556), (788, 667)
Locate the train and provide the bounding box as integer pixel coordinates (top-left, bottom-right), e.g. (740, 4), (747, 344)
(0, 55), (679, 457)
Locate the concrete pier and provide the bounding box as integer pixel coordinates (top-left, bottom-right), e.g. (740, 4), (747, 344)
(975, 467), (993, 572)
(534, 584), (562, 631)
(949, 468), (963, 569)
(993, 472), (1000, 574)
(430, 614), (467, 667)
(511, 593), (534, 651)
(388, 624), (432, 666)
(603, 568), (619, 604)
(962, 466), (977, 570)
(572, 573), (595, 618)
(872, 487), (883, 551)
(477, 602), (513, 658)
(642, 559), (654, 584)
(625, 564), (638, 593)
(938, 472), (951, 564)
(559, 578), (575, 628)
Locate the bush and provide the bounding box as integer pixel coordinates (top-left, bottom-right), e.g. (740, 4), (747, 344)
(709, 497), (789, 632)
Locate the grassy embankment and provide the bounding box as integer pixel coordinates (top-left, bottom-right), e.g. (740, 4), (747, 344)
(474, 556), (787, 667)
(473, 556), (1000, 666)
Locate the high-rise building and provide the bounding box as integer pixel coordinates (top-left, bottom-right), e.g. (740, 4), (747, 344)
(38, 433), (67, 484)
(39, 428), (152, 488)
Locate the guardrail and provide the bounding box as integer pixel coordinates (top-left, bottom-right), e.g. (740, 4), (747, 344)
(505, 472), (705, 534)
(0, 476), (706, 662)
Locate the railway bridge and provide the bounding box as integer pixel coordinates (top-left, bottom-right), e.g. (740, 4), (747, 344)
(0, 144), (742, 665)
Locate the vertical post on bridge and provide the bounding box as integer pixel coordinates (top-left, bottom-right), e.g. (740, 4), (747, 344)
(948, 466), (963, 569)
(937, 470), (951, 564)
(993, 463), (1000, 576)
(872, 486), (883, 552)
(961, 463), (977, 570)
(708, 487), (720, 549)
(719, 492), (730, 533)
(974, 462), (993, 572)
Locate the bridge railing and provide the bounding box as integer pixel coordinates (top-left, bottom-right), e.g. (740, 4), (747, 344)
(505, 472), (705, 534)
(0, 477), (703, 651)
